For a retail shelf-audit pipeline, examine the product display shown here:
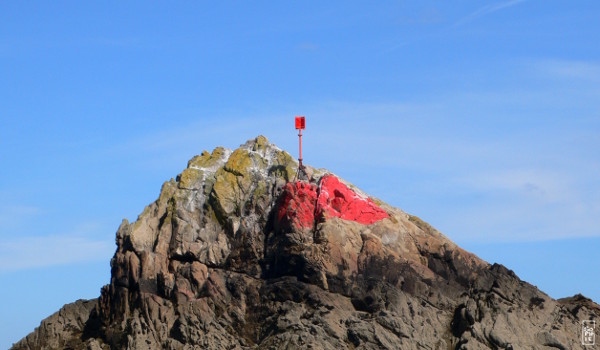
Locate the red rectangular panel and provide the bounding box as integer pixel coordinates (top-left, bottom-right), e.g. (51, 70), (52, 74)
(295, 116), (305, 129)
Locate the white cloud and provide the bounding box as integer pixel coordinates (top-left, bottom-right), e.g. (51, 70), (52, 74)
(536, 60), (600, 82)
(455, 0), (528, 26)
(92, 69), (599, 245)
(464, 169), (573, 203)
(445, 165), (600, 242)
(0, 234), (114, 272)
(0, 205), (39, 227)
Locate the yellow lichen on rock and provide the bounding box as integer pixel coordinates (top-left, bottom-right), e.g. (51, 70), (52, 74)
(211, 148), (257, 218)
(224, 149), (253, 177)
(211, 169), (243, 219)
(252, 135), (269, 151)
(179, 168), (204, 190)
(188, 147), (228, 169)
(269, 150), (297, 182)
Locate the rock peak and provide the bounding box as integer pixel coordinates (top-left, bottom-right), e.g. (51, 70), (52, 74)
(12, 136), (600, 350)
(242, 134), (271, 150)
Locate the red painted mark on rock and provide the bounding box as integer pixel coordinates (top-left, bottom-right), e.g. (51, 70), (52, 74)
(277, 175), (389, 229)
(277, 181), (318, 229)
(316, 175), (389, 225)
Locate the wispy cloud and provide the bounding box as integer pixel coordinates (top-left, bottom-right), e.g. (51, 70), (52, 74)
(383, 1), (528, 55)
(464, 169), (573, 203)
(448, 165), (600, 242)
(455, 0), (528, 26)
(0, 234), (113, 272)
(92, 59), (599, 245)
(536, 59), (600, 82)
(0, 205), (39, 227)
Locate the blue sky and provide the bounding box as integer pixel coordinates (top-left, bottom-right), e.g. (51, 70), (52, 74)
(1, 1), (599, 347)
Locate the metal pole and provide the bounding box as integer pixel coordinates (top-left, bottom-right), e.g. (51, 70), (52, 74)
(298, 128), (303, 168)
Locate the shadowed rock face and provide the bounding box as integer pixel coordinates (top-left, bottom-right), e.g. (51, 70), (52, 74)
(12, 136), (599, 350)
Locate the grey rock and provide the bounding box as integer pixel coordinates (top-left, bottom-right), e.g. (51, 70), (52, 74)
(12, 136), (600, 350)
(11, 299), (100, 350)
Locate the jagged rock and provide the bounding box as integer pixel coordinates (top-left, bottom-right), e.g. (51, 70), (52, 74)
(12, 136), (599, 350)
(12, 299), (98, 350)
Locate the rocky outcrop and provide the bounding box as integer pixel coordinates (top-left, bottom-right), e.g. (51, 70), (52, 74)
(12, 136), (599, 349)
(13, 299), (98, 350)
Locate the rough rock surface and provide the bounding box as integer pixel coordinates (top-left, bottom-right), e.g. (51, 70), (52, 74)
(12, 136), (599, 349)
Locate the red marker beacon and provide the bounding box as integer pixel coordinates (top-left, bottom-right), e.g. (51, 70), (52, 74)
(295, 116), (305, 130)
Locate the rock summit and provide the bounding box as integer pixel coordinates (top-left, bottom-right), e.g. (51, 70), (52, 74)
(13, 136), (599, 349)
